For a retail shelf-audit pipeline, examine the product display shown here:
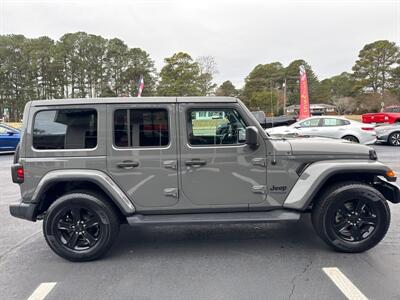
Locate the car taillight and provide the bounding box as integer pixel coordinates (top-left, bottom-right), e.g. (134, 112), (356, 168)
(11, 164), (24, 183)
(361, 127), (374, 131)
(17, 167), (24, 179)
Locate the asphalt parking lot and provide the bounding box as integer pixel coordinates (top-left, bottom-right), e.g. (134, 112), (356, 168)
(0, 145), (399, 300)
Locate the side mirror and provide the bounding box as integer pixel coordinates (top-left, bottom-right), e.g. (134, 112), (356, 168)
(7, 131), (14, 136)
(293, 124), (301, 129)
(245, 126), (259, 149)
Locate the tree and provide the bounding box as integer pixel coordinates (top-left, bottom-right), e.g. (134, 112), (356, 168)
(250, 90), (279, 115)
(196, 56), (218, 95)
(216, 80), (239, 97)
(352, 40), (399, 93)
(390, 66), (400, 98)
(0, 35), (31, 120)
(243, 62), (284, 103)
(315, 72), (359, 103)
(331, 96), (356, 115)
(157, 52), (202, 96)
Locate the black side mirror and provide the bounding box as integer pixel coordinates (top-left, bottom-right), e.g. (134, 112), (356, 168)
(7, 131), (14, 136)
(245, 126), (259, 149)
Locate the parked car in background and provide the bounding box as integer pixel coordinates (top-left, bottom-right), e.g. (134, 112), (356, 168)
(362, 105), (400, 124)
(375, 124), (400, 146)
(251, 111), (297, 128)
(0, 123), (20, 152)
(266, 116), (376, 144)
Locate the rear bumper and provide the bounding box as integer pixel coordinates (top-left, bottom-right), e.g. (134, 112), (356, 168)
(9, 201), (38, 221)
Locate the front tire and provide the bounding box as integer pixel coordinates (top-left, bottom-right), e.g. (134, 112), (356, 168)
(43, 192), (120, 262)
(312, 182), (390, 253)
(342, 135), (359, 143)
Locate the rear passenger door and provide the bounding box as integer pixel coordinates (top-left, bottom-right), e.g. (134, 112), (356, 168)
(320, 118), (348, 139)
(106, 104), (179, 211)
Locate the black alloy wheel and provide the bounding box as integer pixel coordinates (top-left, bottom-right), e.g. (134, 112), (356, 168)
(43, 192), (120, 261)
(331, 199), (378, 242)
(55, 206), (101, 251)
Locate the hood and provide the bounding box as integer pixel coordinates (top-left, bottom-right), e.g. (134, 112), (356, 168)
(285, 136), (372, 157)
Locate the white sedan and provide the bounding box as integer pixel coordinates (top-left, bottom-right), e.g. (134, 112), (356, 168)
(266, 116), (376, 144)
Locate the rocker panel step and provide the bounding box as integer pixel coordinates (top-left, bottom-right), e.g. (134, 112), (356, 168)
(127, 210), (301, 226)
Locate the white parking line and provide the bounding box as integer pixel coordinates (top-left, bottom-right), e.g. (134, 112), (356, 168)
(27, 282), (57, 300)
(323, 267), (368, 300)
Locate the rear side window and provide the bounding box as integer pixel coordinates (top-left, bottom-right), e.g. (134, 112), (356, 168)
(114, 109), (169, 147)
(322, 118), (349, 126)
(33, 109), (97, 150)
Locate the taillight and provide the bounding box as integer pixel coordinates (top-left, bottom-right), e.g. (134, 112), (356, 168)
(11, 164), (24, 183)
(17, 167), (24, 180)
(361, 127), (374, 131)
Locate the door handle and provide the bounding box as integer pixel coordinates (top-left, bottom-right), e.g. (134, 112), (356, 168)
(185, 159), (207, 166)
(117, 160), (139, 169)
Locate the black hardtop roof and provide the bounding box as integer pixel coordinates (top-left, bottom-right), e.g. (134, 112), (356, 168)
(30, 96), (238, 107)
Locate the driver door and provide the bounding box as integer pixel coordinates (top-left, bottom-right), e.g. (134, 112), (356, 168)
(178, 103), (268, 209)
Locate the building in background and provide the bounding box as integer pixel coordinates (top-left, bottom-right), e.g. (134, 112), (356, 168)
(285, 104), (336, 116)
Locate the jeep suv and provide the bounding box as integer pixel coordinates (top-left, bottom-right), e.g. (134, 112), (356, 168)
(9, 97), (400, 261)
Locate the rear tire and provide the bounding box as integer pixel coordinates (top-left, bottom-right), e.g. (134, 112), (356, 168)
(312, 182), (390, 253)
(342, 135), (359, 143)
(43, 192), (120, 262)
(388, 131), (400, 146)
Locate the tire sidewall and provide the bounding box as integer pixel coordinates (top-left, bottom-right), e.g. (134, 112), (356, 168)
(43, 193), (118, 261)
(321, 185), (390, 252)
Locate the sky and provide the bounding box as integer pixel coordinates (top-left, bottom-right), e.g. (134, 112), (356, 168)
(1, 0), (399, 88)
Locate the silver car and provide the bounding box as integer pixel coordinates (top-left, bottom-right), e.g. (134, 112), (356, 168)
(375, 124), (400, 146)
(267, 116), (376, 144)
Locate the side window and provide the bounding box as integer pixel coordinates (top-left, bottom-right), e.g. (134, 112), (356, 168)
(0, 126), (8, 134)
(33, 109), (97, 150)
(322, 118), (348, 126)
(300, 119), (320, 127)
(188, 109), (247, 145)
(114, 109), (169, 147)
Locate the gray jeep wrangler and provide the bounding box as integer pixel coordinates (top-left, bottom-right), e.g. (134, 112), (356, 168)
(9, 97), (400, 261)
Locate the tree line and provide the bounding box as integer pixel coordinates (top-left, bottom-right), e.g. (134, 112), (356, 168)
(0, 32), (399, 120)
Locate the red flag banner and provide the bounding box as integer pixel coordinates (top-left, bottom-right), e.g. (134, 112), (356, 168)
(299, 65), (310, 120)
(137, 75), (144, 97)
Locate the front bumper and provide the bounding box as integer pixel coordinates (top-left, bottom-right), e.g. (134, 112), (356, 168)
(376, 133), (389, 143)
(9, 201), (38, 221)
(374, 177), (400, 204)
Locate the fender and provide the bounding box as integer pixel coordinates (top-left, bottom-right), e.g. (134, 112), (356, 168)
(31, 169), (135, 215)
(283, 160), (391, 210)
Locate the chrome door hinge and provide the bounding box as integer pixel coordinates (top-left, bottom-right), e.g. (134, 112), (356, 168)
(164, 187), (178, 198)
(252, 158), (266, 167)
(163, 160), (177, 170)
(252, 185), (266, 194)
